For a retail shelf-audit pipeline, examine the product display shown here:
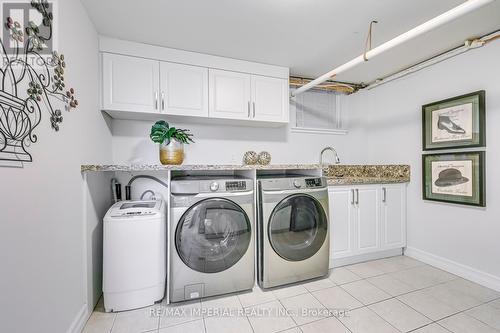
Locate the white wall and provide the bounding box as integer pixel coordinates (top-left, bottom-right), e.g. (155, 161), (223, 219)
(349, 41), (500, 287)
(0, 0), (113, 332)
(110, 100), (367, 165)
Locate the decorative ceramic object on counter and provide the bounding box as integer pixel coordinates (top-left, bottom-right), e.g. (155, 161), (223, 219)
(150, 120), (194, 165)
(258, 151), (271, 165)
(243, 151), (258, 165)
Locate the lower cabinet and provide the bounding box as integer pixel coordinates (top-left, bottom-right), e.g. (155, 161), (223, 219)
(380, 184), (407, 249)
(328, 183), (407, 267)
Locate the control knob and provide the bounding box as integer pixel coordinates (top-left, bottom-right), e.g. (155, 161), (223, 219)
(210, 182), (219, 192)
(293, 180), (302, 188)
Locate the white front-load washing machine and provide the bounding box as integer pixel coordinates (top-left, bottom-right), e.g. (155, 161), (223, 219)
(257, 175), (329, 288)
(169, 176), (254, 302)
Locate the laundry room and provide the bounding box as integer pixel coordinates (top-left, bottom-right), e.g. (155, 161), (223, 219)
(1, 1), (500, 333)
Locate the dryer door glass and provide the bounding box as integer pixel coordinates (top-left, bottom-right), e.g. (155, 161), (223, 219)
(268, 194), (327, 261)
(175, 198), (251, 273)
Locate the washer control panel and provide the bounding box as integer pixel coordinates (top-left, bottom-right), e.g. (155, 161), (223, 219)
(225, 180), (247, 191)
(171, 177), (253, 194)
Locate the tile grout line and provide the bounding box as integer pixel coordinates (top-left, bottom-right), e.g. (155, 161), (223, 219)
(234, 287), (257, 333)
(307, 288), (355, 333)
(241, 291), (301, 332)
(276, 296), (301, 327)
(333, 285), (404, 332)
(439, 299), (500, 332)
(202, 316), (207, 333)
(402, 290), (500, 332)
(156, 303), (161, 331)
(276, 290), (338, 329)
(109, 312), (117, 333)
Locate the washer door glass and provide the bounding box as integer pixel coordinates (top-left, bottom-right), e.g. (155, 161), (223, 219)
(175, 198), (251, 273)
(268, 194), (327, 261)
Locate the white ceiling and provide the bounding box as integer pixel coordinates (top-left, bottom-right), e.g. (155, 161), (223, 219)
(80, 0), (500, 83)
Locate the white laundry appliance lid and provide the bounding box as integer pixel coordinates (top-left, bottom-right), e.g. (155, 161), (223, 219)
(106, 200), (163, 218)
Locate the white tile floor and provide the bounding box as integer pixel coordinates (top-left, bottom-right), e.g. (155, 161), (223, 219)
(83, 256), (500, 333)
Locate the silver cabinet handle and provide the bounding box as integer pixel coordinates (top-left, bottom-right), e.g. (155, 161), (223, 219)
(154, 91), (158, 110)
(351, 189), (355, 205)
(161, 91), (165, 111)
(247, 101), (251, 117)
(356, 189), (359, 205)
(252, 102), (256, 118)
(382, 187), (387, 203)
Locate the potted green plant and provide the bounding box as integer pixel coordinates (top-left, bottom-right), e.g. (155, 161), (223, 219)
(150, 120), (194, 165)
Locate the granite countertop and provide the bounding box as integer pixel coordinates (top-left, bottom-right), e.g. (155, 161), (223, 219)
(80, 163), (321, 172)
(324, 164), (410, 185)
(81, 163), (410, 185)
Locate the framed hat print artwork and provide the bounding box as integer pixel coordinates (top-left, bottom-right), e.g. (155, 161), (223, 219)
(422, 152), (485, 207)
(422, 90), (485, 150)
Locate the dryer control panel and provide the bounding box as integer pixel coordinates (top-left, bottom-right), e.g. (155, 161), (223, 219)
(259, 176), (327, 191)
(305, 177), (324, 188)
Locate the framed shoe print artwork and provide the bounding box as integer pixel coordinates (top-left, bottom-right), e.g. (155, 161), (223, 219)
(422, 152), (485, 207)
(422, 90), (485, 150)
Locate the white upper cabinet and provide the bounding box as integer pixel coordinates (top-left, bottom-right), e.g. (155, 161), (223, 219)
(251, 75), (288, 122)
(208, 69), (251, 120)
(208, 69), (289, 122)
(102, 53), (159, 113)
(99, 38), (289, 125)
(159, 62), (208, 117)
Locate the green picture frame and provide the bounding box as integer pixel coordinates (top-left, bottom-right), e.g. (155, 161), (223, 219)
(422, 90), (485, 151)
(422, 152), (485, 207)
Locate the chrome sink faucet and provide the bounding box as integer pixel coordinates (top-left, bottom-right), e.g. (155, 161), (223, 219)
(320, 147), (341, 166)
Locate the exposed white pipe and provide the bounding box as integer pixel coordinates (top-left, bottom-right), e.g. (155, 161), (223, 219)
(366, 30), (500, 90)
(290, 0), (496, 97)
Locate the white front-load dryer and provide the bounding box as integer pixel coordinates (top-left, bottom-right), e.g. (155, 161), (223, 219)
(257, 176), (330, 288)
(169, 177), (255, 302)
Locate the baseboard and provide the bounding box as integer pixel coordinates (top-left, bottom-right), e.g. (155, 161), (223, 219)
(67, 303), (90, 333)
(330, 248), (403, 268)
(405, 247), (500, 292)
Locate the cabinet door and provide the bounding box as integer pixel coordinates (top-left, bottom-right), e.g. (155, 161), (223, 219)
(329, 188), (356, 260)
(251, 75), (288, 122)
(102, 53), (159, 112)
(381, 184), (406, 249)
(209, 69), (251, 120)
(159, 62), (208, 117)
(355, 187), (380, 253)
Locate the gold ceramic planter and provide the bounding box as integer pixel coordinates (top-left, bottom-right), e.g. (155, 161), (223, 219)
(159, 140), (184, 165)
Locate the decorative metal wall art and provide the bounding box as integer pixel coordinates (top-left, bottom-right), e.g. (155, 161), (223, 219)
(0, 0), (78, 164)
